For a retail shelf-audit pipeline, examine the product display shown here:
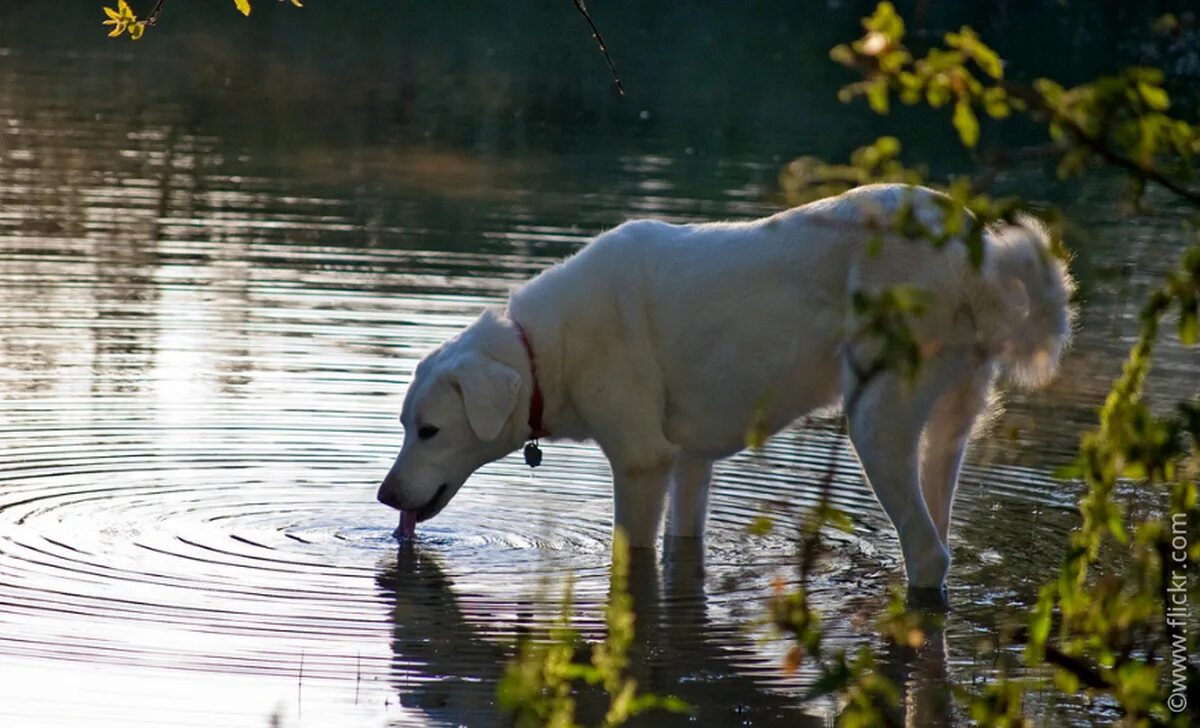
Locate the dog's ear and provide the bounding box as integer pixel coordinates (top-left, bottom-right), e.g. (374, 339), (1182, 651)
(449, 354), (521, 441)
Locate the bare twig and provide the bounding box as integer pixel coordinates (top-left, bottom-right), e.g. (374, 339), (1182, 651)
(797, 364), (881, 585)
(571, 0), (626, 95)
(145, 0), (166, 27)
(133, 0), (628, 95)
(799, 431), (841, 585)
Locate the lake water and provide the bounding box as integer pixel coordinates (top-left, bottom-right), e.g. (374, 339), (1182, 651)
(1, 5), (1197, 727)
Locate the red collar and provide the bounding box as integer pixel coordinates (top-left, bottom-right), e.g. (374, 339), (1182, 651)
(513, 321), (549, 440)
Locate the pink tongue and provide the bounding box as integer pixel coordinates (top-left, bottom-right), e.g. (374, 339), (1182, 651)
(395, 510), (418, 541)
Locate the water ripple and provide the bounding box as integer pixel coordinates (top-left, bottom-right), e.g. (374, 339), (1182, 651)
(2, 45), (1186, 728)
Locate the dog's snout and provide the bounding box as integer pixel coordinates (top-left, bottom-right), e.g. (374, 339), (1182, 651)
(377, 483), (402, 510)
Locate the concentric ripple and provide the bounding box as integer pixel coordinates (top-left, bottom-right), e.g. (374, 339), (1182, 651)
(3, 42), (1196, 728)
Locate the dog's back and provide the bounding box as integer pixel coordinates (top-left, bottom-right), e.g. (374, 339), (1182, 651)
(510, 184), (1071, 459)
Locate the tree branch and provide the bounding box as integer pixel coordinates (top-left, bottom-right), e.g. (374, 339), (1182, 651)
(145, 0), (166, 27)
(1008, 627), (1109, 690)
(571, 0), (625, 95)
(837, 51), (1200, 206)
(1000, 81), (1200, 206)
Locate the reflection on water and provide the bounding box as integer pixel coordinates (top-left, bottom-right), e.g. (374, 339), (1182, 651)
(377, 540), (817, 727)
(1, 10), (1198, 727)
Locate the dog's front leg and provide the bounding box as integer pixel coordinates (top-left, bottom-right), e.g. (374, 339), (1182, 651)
(611, 455), (674, 548)
(572, 356), (676, 549)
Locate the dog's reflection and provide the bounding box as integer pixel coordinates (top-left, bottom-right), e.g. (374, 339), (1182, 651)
(880, 615), (956, 727)
(374, 542), (506, 722)
(376, 540), (955, 726)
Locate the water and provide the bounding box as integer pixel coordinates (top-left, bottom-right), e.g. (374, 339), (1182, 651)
(2, 5), (1198, 727)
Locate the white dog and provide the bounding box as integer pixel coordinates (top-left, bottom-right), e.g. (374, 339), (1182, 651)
(377, 184), (1073, 589)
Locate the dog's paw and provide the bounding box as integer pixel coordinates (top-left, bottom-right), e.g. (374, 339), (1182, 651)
(905, 584), (950, 612)
(905, 543), (951, 591)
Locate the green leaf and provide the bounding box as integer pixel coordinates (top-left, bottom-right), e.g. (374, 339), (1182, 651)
(1136, 81), (1170, 111)
(952, 97), (980, 147)
(864, 2), (904, 41)
(982, 86), (1010, 118)
(972, 44), (1003, 80)
(947, 27), (1003, 79)
(829, 44), (855, 66)
(966, 229), (985, 269)
(875, 135), (901, 157)
(1180, 301), (1197, 345)
(1030, 586), (1055, 647)
(926, 77), (952, 108)
(1106, 508), (1129, 544)
(1184, 246), (1200, 275)
(1054, 668), (1081, 694)
(823, 508), (854, 534)
(867, 79), (890, 114)
(747, 515), (774, 537)
(1054, 461), (1084, 479)
(804, 661), (853, 700)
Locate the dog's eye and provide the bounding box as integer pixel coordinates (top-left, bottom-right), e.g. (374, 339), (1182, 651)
(417, 425), (439, 440)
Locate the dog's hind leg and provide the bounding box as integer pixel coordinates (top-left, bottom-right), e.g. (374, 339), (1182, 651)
(920, 362), (994, 545)
(844, 355), (964, 589)
(666, 453), (713, 539)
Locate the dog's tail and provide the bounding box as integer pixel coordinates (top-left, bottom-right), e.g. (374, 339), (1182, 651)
(983, 216), (1075, 389)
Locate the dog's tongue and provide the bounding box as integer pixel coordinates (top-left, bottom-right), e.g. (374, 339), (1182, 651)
(395, 510), (418, 541)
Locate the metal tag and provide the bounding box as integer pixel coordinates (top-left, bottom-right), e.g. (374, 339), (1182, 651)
(523, 442), (543, 468)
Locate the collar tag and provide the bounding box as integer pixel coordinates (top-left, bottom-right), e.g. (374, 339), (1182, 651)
(523, 441), (543, 468)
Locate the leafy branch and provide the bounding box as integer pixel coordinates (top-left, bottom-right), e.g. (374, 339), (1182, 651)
(497, 529), (688, 727)
(830, 2), (1200, 206)
(814, 4), (1200, 726)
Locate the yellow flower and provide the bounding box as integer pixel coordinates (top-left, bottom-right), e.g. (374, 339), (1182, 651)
(102, 0), (139, 39)
(103, 18), (128, 37)
(102, 7), (127, 36)
(104, 0), (302, 40)
(234, 1), (304, 19)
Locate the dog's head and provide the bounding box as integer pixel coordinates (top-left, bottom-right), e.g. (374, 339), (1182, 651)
(377, 329), (525, 524)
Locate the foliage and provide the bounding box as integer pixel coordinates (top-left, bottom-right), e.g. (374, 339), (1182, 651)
(765, 577), (914, 727)
(496, 529), (689, 728)
(1024, 256), (1200, 725)
(101, 0), (303, 40)
(752, 405), (920, 725)
(827, 2), (1200, 206)
(846, 285), (933, 387)
(763, 3), (1200, 726)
